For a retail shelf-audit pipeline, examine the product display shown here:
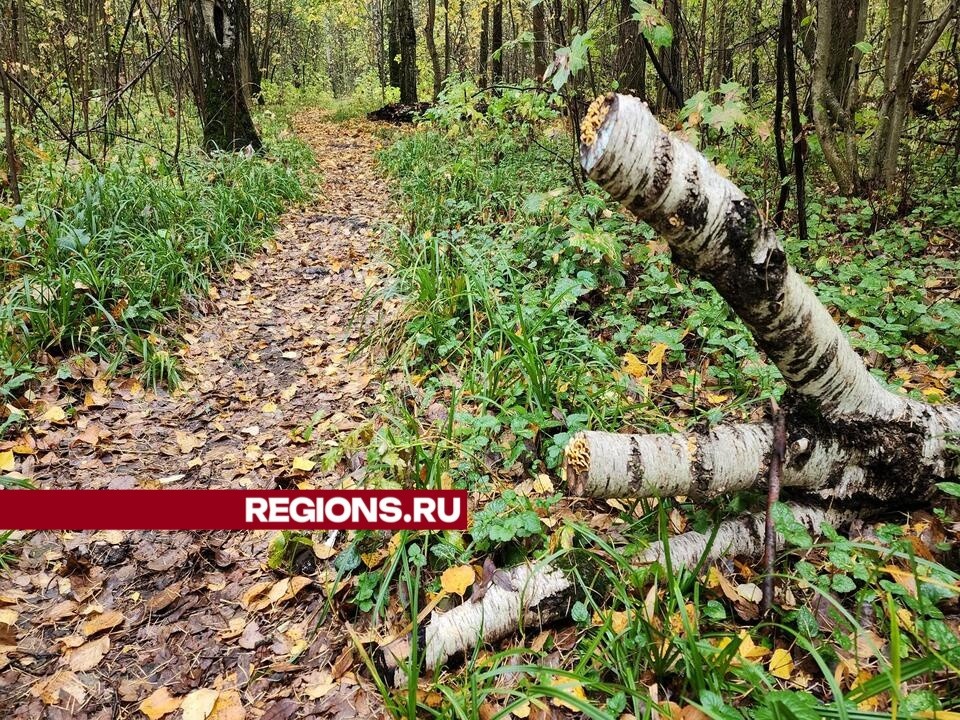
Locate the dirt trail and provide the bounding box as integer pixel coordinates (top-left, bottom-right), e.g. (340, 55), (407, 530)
(0, 113), (394, 719)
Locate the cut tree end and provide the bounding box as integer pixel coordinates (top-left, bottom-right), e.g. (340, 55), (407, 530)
(563, 432), (591, 495)
(580, 93), (616, 173)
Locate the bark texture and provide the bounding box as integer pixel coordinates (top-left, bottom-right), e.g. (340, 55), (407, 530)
(181, 0), (262, 152)
(639, 504), (850, 569)
(376, 563), (575, 686)
(569, 93), (960, 548)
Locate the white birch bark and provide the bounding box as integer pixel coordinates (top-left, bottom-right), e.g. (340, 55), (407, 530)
(575, 94), (960, 506)
(377, 563), (575, 686)
(638, 503), (850, 569)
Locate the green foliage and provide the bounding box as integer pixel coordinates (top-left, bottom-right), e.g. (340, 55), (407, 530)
(631, 0), (674, 49)
(0, 129), (312, 396)
(365, 90), (960, 718)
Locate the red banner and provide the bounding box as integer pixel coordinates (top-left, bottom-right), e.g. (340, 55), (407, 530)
(0, 489), (468, 531)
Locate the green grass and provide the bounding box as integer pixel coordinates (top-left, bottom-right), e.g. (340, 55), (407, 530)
(0, 115), (314, 400)
(330, 87), (960, 718)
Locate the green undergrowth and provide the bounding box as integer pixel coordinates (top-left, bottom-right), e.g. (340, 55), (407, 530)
(0, 112), (314, 403)
(331, 87), (960, 718)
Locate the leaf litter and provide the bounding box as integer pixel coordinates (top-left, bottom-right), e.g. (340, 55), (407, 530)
(0, 112), (395, 719)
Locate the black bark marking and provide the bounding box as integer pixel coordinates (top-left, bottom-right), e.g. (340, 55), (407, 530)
(792, 337), (840, 386)
(213, 2), (225, 45)
(635, 134), (673, 210)
(690, 430), (711, 498)
(627, 436), (645, 493)
(677, 165), (709, 239)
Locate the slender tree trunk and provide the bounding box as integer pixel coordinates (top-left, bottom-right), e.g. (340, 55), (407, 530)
(532, 0), (547, 80)
(1, 68), (19, 205)
(479, 1), (489, 83)
(388, 0), (401, 89)
(617, 0), (646, 97)
(180, 0), (261, 152)
(2, 0), (20, 204)
(443, 0), (450, 79)
(396, 0), (417, 102)
(811, 0), (860, 193)
(785, 0), (808, 240)
(492, 0), (503, 84)
(748, 0), (760, 99)
(867, 0), (957, 188)
(658, 0), (683, 108)
(426, 0), (442, 97)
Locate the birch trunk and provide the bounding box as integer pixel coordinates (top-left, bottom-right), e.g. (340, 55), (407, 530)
(376, 563), (576, 686)
(569, 93), (960, 509)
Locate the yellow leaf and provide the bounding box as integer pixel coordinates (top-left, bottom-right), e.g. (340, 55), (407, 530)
(549, 676), (587, 711)
(910, 344), (928, 355)
(140, 687), (182, 720)
(647, 343), (668, 368)
(0, 450), (14, 472)
(261, 402), (279, 413)
(737, 630), (770, 659)
(232, 267), (252, 282)
(41, 405), (67, 423)
(533, 473), (554, 494)
(181, 688), (220, 720)
(622, 352), (647, 379)
(440, 564), (476, 596)
(769, 648), (793, 679)
(705, 392), (728, 405)
(292, 456), (315, 472)
(208, 689), (245, 720)
(922, 387), (945, 402)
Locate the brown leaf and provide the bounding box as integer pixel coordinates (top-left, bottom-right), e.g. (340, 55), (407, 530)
(81, 609), (124, 636)
(65, 635), (109, 672)
(260, 699), (298, 720)
(30, 670), (88, 706)
(146, 584), (182, 614)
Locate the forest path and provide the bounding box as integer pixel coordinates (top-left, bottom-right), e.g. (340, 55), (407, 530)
(0, 112), (394, 719)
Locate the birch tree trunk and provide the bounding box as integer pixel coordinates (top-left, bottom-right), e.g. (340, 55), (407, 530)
(376, 563), (576, 686)
(181, 0), (261, 152)
(568, 93), (960, 517)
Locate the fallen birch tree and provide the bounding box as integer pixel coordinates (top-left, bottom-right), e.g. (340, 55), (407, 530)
(376, 93), (960, 684)
(565, 92), (960, 566)
(375, 562), (576, 686)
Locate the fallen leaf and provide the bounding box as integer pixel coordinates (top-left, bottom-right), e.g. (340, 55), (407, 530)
(769, 647), (793, 679)
(440, 564), (476, 596)
(30, 670), (87, 705)
(181, 688), (220, 720)
(240, 581), (273, 611)
(175, 430), (205, 454)
(622, 352), (646, 380)
(0, 450), (13, 472)
(209, 689), (245, 720)
(40, 405), (67, 423)
(81, 609), (124, 636)
(647, 343), (668, 370)
(140, 687), (183, 720)
(549, 675), (586, 711)
(65, 635), (109, 672)
(292, 456), (315, 471)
